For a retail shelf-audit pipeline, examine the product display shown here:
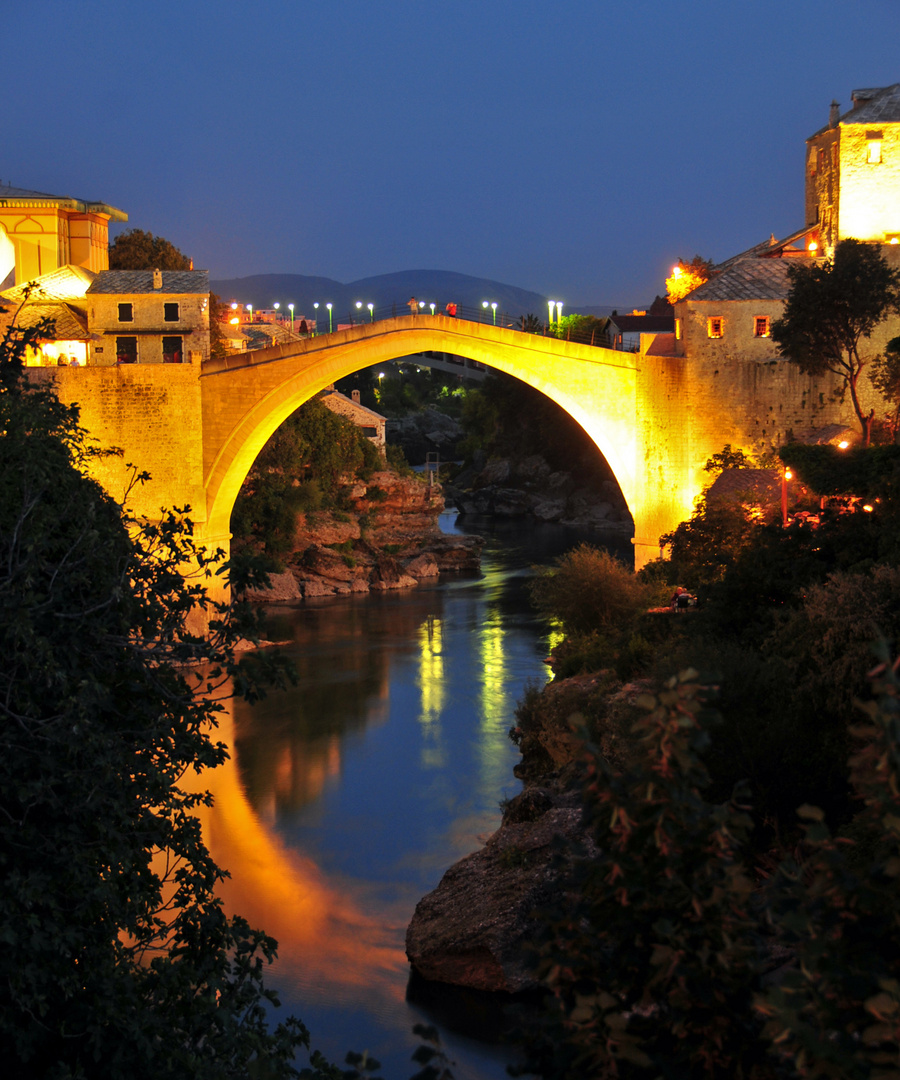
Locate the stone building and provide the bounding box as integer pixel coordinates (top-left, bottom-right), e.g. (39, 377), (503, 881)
(665, 83), (900, 448)
(320, 387), (386, 447)
(86, 269), (210, 365)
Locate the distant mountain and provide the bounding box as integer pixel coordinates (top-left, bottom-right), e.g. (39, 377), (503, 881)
(209, 270), (555, 321)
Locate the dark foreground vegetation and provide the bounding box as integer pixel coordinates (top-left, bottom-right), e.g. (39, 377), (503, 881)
(0, 324), (457, 1079)
(518, 443), (900, 1078)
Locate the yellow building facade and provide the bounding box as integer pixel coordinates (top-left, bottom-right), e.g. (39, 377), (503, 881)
(0, 183), (127, 287)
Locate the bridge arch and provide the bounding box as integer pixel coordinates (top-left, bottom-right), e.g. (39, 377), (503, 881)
(200, 316), (652, 555)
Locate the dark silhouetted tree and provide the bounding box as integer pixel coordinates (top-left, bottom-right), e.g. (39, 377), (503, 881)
(109, 228), (192, 270)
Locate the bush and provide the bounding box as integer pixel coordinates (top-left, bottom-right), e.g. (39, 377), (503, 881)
(530, 545), (654, 637)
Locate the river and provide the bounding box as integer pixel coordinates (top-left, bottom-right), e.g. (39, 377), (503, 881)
(195, 514), (630, 1079)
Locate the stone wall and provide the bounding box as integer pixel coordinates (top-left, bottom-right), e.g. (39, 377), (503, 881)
(26, 364), (206, 527)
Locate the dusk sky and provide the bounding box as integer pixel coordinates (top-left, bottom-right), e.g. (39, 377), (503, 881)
(6, 0), (900, 307)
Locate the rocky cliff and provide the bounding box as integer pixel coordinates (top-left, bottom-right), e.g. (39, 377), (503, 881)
(242, 470), (482, 602)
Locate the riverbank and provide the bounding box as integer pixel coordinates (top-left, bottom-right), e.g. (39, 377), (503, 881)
(405, 668), (648, 993)
(242, 470), (483, 601)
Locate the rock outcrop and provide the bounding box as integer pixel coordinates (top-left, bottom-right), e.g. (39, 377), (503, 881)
(448, 454), (633, 534)
(242, 470), (482, 602)
(406, 671), (648, 993)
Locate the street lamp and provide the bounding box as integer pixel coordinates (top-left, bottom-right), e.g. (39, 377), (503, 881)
(548, 300), (556, 329)
(355, 301), (363, 325)
(482, 300), (489, 321)
(246, 304), (253, 321)
(367, 302), (374, 322)
(429, 302), (436, 315)
(288, 303), (294, 332)
(313, 302), (319, 334)
(782, 469), (792, 527)
(326, 302), (333, 333)
(491, 302), (497, 325)
(555, 301), (563, 325)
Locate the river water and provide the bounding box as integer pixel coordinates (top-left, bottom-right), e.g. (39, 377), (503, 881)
(196, 514), (629, 1079)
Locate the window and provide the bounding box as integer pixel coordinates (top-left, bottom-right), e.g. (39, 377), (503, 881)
(867, 133), (883, 164)
(117, 302), (133, 322)
(116, 336), (137, 364)
(707, 317), (724, 339)
(754, 316), (770, 338)
(164, 302), (180, 322)
(674, 317), (682, 340)
(162, 336), (183, 364)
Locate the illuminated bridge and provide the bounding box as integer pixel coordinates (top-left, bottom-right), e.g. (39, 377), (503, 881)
(34, 314), (737, 587)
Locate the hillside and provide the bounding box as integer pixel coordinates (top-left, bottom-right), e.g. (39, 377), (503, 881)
(210, 269), (575, 319)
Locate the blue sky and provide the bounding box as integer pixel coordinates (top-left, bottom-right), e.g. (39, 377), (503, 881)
(6, 0), (900, 305)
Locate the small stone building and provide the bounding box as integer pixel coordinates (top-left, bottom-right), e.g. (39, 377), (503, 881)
(320, 387), (386, 448)
(86, 269), (210, 365)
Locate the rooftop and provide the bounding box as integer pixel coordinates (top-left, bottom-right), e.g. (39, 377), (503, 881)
(0, 184), (128, 221)
(87, 270), (210, 295)
(683, 255), (794, 303)
(0, 265), (96, 304)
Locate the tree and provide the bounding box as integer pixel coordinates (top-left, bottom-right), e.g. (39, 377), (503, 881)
(771, 239), (900, 446)
(109, 228), (192, 270)
(870, 335), (900, 439)
(0, 318), (313, 1078)
(665, 255), (715, 304)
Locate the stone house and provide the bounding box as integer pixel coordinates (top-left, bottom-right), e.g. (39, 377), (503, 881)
(86, 269), (210, 365)
(664, 84), (900, 447)
(320, 387), (386, 448)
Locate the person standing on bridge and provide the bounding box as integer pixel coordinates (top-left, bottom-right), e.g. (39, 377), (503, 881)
(407, 297), (419, 315)
(445, 302), (457, 317)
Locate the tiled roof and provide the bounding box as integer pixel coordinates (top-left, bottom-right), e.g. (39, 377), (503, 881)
(809, 84), (900, 137)
(0, 265), (96, 303)
(685, 256), (794, 303)
(87, 270), (209, 295)
(0, 184), (128, 221)
(10, 302), (89, 340)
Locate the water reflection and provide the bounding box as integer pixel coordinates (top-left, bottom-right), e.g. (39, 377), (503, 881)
(190, 517), (611, 1077)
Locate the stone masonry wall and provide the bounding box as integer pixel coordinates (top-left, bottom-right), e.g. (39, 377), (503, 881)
(27, 363), (206, 526)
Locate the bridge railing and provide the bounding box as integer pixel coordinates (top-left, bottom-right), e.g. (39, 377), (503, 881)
(299, 302), (639, 352)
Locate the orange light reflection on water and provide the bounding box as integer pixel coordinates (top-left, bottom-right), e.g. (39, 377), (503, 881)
(185, 697), (407, 1006)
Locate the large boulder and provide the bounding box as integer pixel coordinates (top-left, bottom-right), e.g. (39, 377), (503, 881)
(406, 807), (593, 993)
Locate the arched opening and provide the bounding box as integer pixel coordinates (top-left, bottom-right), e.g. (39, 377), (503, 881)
(200, 319), (643, 553)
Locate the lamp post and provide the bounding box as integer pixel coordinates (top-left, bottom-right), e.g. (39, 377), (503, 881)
(326, 303), (333, 333)
(782, 469), (792, 527)
(288, 303), (294, 332)
(491, 302), (498, 324)
(429, 302), (436, 315)
(548, 300), (556, 330)
(555, 301), (563, 325)
(482, 300), (489, 322)
(312, 302), (318, 334)
(355, 301), (363, 325)
(367, 302), (374, 322)
(246, 304), (253, 322)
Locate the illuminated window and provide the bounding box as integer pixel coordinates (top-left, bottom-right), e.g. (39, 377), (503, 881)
(867, 137), (883, 164)
(754, 316), (770, 338)
(164, 302), (180, 321)
(674, 317), (682, 340)
(707, 317), (724, 339)
(117, 302), (133, 322)
(832, 143), (838, 169)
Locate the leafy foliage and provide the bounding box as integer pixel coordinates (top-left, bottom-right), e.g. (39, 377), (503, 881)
(231, 398), (381, 556)
(518, 672), (767, 1079)
(108, 227), (192, 270)
(0, 321), (311, 1078)
(666, 255), (715, 304)
(771, 239), (900, 445)
(780, 440), (900, 499)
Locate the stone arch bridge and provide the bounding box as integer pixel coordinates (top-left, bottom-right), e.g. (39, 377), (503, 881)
(32, 314), (848, 587)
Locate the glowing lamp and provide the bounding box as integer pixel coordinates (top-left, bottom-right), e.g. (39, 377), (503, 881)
(838, 440), (849, 449)
(892, 238), (900, 245)
(367, 302), (374, 321)
(863, 504), (874, 512)
(429, 302), (436, 315)
(808, 241), (818, 252)
(784, 470), (792, 480)
(548, 300), (556, 326)
(273, 302), (280, 310)
(230, 302), (238, 310)
(229, 317), (239, 325)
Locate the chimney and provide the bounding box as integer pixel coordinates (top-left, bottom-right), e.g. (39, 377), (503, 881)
(829, 100), (841, 127)
(351, 389), (361, 403)
(152, 268), (162, 290)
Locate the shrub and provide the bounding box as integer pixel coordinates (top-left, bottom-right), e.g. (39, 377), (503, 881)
(529, 545), (654, 637)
